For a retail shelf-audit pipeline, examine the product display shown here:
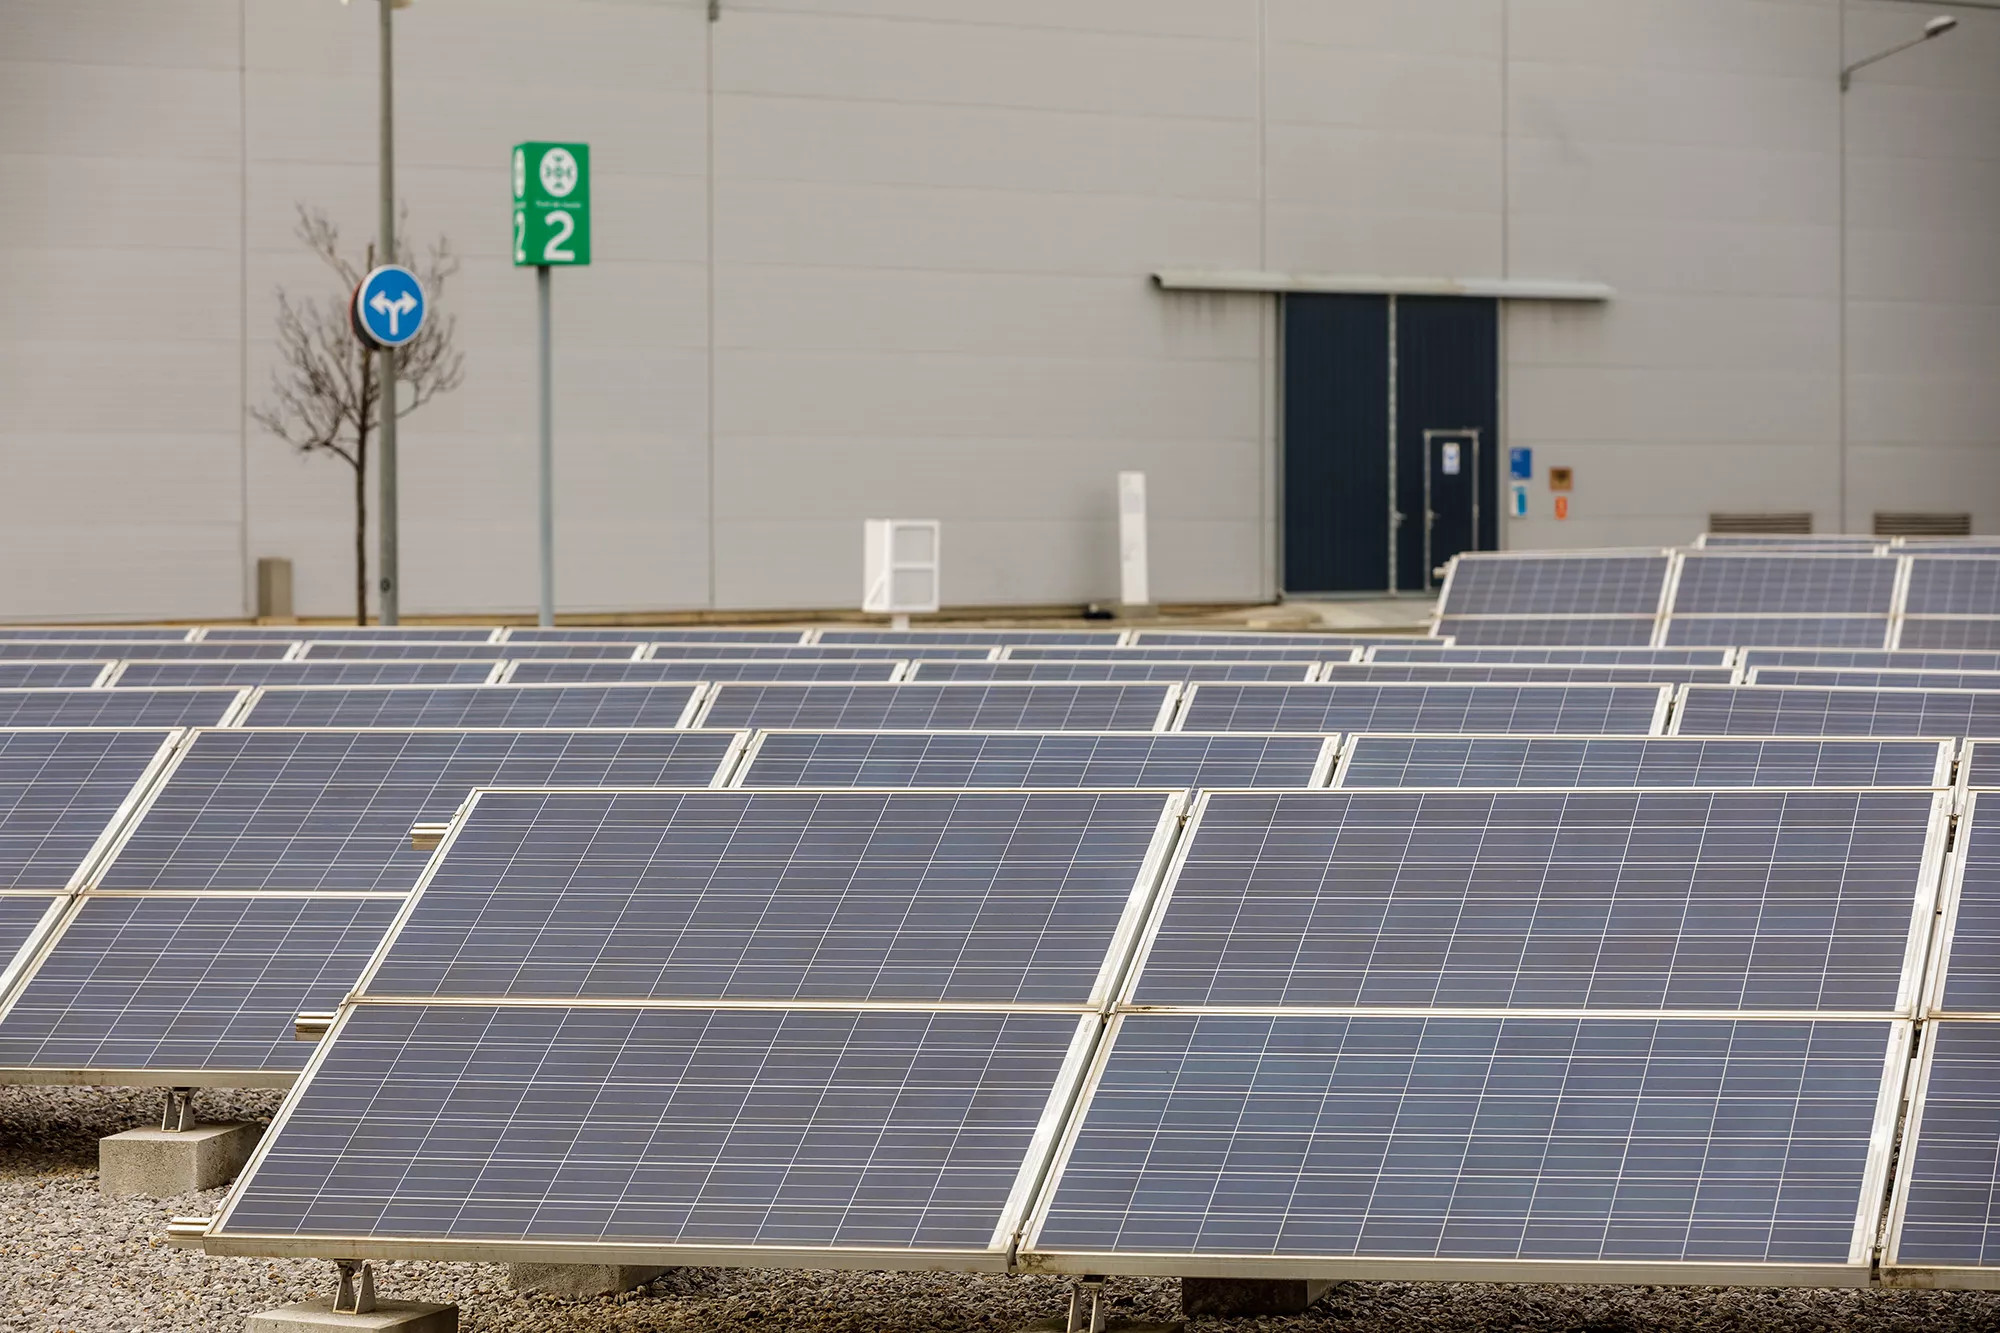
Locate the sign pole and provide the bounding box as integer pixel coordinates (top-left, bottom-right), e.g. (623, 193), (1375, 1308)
(536, 264), (555, 627)
(376, 0), (400, 625)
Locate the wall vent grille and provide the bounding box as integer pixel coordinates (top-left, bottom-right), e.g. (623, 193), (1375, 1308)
(1708, 512), (1813, 534)
(1876, 512), (1973, 537)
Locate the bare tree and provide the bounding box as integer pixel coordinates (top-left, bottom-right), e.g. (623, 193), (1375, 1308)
(251, 205), (464, 623)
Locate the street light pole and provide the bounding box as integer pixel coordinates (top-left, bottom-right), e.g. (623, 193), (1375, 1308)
(375, 0), (400, 625)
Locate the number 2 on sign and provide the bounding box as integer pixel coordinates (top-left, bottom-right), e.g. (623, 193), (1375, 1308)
(512, 209), (527, 264)
(542, 211), (576, 263)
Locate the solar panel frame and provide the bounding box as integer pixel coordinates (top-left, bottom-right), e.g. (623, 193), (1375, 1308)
(238, 683), (707, 730)
(1882, 1019), (2000, 1284)
(694, 682), (1181, 733)
(0, 688), (250, 728)
(350, 786), (1189, 1011)
(0, 896), (67, 1011)
(1663, 617), (1894, 649)
(1431, 617), (1661, 647)
(1329, 734), (1955, 791)
(1918, 793), (2000, 1019)
(907, 660), (1316, 683)
(0, 728), (184, 892)
(1175, 682), (1674, 736)
(1665, 554), (1902, 616)
(1020, 1013), (1910, 1285)
(0, 662), (116, 688)
(729, 731), (1339, 791)
(202, 1003), (1101, 1271)
(1119, 788), (1948, 1017)
(111, 660), (505, 687)
(501, 658), (905, 684)
(1434, 552), (1672, 619)
(1672, 685), (2000, 740)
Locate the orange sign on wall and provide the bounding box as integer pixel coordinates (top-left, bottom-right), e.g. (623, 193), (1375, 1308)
(1555, 496), (1570, 520)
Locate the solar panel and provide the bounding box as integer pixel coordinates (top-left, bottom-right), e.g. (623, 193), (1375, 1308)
(300, 641), (639, 660)
(1664, 617), (1890, 648)
(1432, 617), (1659, 647)
(1900, 544), (2000, 557)
(734, 731), (1334, 790)
(1128, 633), (1449, 648)
(1177, 683), (1670, 735)
(208, 1005), (1089, 1265)
(1960, 741), (2000, 790)
(1752, 669), (2000, 691)
(1675, 686), (2000, 739)
(1743, 650), (2000, 672)
(1130, 790), (1937, 1011)
(1890, 1020), (2000, 1271)
(648, 643), (992, 660)
(1369, 646), (1730, 666)
(1932, 797), (2000, 1014)
(1027, 1014), (1897, 1273)
(502, 627), (810, 644)
(0, 689), (244, 728)
(0, 662), (112, 688)
(93, 729), (745, 895)
(1318, 663), (1733, 686)
(0, 628), (192, 641)
(505, 659), (903, 684)
(697, 683), (1176, 732)
(1702, 534), (1884, 552)
(0, 896), (61, 983)
(0, 895), (402, 1081)
(1898, 620), (2000, 652)
(0, 730), (178, 890)
(1670, 555), (1898, 615)
(0, 640), (293, 661)
(203, 627), (496, 641)
(1438, 554), (1670, 617)
(239, 684), (702, 729)
(364, 789), (1179, 1006)
(1333, 735), (1951, 790)
(816, 629), (1124, 646)
(908, 660), (1314, 683)
(114, 660), (499, 687)
(1904, 560), (2000, 616)
(1003, 646), (1329, 663)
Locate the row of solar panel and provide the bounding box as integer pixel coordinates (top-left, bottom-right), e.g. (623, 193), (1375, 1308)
(1697, 534), (2000, 555)
(166, 784), (2000, 1287)
(0, 626), (1451, 648)
(1434, 613), (2000, 649)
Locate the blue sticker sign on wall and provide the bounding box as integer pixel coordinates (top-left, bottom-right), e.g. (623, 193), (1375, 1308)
(1509, 446), (1533, 480)
(1509, 481), (1529, 518)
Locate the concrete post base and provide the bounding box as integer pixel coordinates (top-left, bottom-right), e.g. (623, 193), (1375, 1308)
(508, 1263), (668, 1297)
(246, 1299), (457, 1332)
(1180, 1277), (1332, 1319)
(99, 1122), (262, 1196)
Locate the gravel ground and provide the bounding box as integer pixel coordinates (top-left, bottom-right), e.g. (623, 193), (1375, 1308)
(8, 1087), (2000, 1333)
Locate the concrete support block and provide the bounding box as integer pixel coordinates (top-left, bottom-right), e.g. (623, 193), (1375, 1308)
(99, 1122), (262, 1196)
(508, 1263), (668, 1297)
(246, 1299), (457, 1332)
(1179, 1277), (1332, 1319)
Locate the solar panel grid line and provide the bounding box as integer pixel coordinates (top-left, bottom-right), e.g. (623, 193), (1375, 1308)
(1013, 1013), (1912, 1284)
(1880, 1019), (2000, 1284)
(345, 785), (1191, 1015)
(199, 1002), (1106, 1269)
(1326, 735), (1956, 792)
(1111, 787), (1952, 1019)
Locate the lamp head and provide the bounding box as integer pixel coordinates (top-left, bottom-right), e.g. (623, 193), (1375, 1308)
(1925, 15), (1960, 38)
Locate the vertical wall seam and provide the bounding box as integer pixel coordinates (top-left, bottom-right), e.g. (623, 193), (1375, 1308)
(705, 12), (719, 609)
(1837, 0), (1850, 534)
(238, 0), (251, 618)
(1258, 0), (1273, 598)
(1498, 0), (1510, 551)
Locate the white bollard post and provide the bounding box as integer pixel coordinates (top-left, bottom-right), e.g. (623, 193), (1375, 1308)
(1117, 471), (1153, 616)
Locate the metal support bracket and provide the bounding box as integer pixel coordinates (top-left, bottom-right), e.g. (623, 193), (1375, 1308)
(161, 1086), (196, 1133)
(709, 0), (720, 19)
(334, 1259), (377, 1315)
(1066, 1277), (1108, 1333)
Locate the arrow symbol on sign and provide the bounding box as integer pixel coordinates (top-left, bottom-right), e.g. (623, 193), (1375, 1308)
(369, 290), (418, 337)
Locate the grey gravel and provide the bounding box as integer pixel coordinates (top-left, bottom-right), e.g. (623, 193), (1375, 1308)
(8, 1086), (2000, 1333)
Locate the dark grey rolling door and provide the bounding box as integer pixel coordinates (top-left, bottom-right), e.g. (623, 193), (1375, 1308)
(1282, 295), (1389, 594)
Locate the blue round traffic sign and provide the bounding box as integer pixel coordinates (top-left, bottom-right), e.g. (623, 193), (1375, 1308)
(353, 265), (427, 349)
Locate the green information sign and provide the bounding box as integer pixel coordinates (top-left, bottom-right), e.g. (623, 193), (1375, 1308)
(512, 142), (590, 267)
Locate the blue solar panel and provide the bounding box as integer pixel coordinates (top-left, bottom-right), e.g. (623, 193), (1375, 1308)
(1131, 791), (1935, 1011)
(364, 789), (1177, 1006)
(1178, 683), (1669, 735)
(1029, 1015), (1894, 1269)
(0, 895), (402, 1078)
(1004, 646), (1329, 663)
(736, 731), (1331, 790)
(0, 896), (61, 976)
(503, 628), (810, 644)
(1899, 621), (2000, 652)
(240, 685), (701, 729)
(1744, 650), (2000, 672)
(212, 1005), (1086, 1261)
(0, 730), (176, 890)
(0, 628), (191, 641)
(1320, 663), (1733, 685)
(1671, 556), (1898, 615)
(0, 662), (112, 688)
(1676, 686), (2000, 739)
(1334, 736), (1950, 790)
(1664, 618), (1890, 648)
(908, 661), (1313, 683)
(204, 627), (495, 641)
(1961, 741), (2000, 790)
(116, 660), (498, 687)
(1370, 646), (1729, 666)
(506, 659), (902, 684)
(1752, 669), (2000, 691)
(0, 641), (292, 661)
(1702, 535), (1883, 552)
(1904, 560), (2000, 616)
(1129, 633), (1449, 648)
(698, 683), (1175, 732)
(1439, 554), (1670, 617)
(1933, 798), (2000, 1014)
(817, 629), (1124, 646)
(0, 689), (242, 728)
(648, 643), (991, 660)
(1433, 618), (1659, 647)
(94, 729), (744, 895)
(301, 642), (638, 660)
(1891, 1020), (2000, 1272)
